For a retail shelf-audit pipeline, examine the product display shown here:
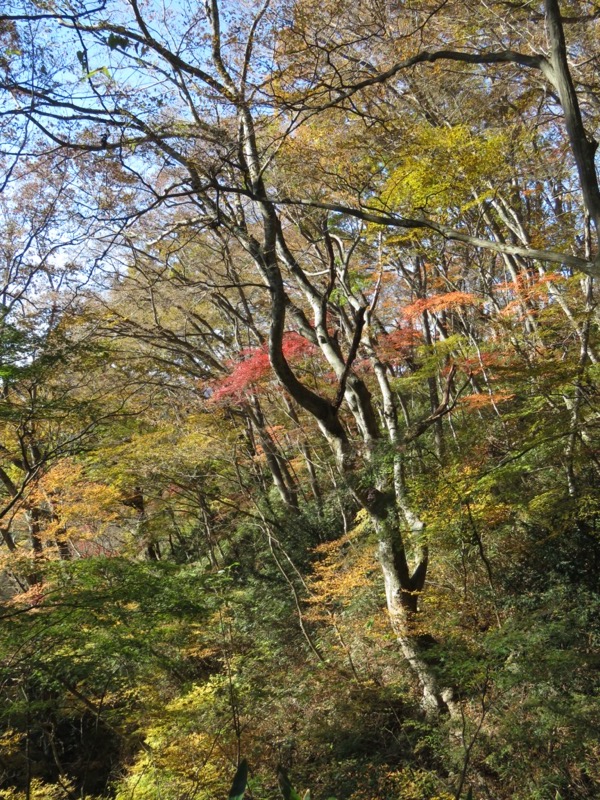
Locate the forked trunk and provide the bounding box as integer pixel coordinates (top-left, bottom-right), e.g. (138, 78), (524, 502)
(378, 539), (458, 718)
(370, 501), (459, 719)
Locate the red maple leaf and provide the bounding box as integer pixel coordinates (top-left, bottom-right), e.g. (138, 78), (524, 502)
(211, 333), (316, 403)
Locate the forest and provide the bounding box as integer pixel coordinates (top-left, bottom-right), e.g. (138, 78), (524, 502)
(0, 1), (599, 798)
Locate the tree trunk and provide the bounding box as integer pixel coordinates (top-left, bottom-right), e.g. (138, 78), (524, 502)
(368, 492), (459, 718)
(385, 504), (460, 716)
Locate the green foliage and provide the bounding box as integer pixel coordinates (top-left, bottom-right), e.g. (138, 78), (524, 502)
(277, 766), (303, 800)
(228, 760), (249, 800)
(380, 124), (529, 223)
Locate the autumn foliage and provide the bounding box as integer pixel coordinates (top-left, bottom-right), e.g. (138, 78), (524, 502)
(1, 2), (600, 800)
(211, 332), (317, 402)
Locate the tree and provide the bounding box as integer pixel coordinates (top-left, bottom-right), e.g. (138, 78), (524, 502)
(0, 155), (142, 585)
(0, 0), (599, 755)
